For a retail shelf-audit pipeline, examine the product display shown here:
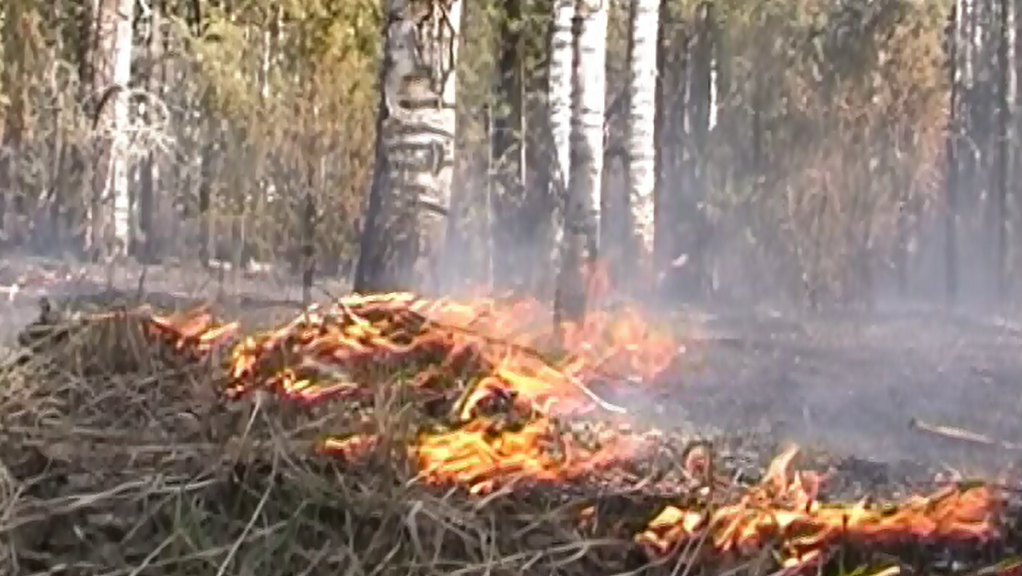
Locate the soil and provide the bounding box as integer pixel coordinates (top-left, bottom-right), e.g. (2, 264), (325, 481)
(2, 254), (1021, 480)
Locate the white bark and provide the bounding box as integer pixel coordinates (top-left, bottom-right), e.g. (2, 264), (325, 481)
(627, 0), (659, 260)
(569, 0), (608, 247)
(90, 0), (135, 257)
(364, 0), (461, 290)
(549, 0), (575, 190)
(555, 0), (608, 322)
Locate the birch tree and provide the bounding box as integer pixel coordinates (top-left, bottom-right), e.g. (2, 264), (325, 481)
(549, 0), (575, 195)
(89, 0), (135, 260)
(626, 0), (659, 284)
(555, 0), (607, 325)
(355, 0), (463, 293)
(544, 0), (575, 285)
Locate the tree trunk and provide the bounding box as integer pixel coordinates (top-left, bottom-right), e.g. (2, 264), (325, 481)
(354, 0), (463, 294)
(0, 0), (36, 249)
(626, 0), (660, 290)
(88, 0), (135, 261)
(443, 0), (475, 291)
(683, 1), (714, 299)
(995, 0), (1013, 301)
(549, 0), (575, 197)
(653, 0), (685, 293)
(946, 1), (961, 307)
(554, 0), (607, 326)
(198, 117), (218, 268)
(136, 0), (163, 263)
(490, 0), (526, 293)
(544, 0), (576, 287)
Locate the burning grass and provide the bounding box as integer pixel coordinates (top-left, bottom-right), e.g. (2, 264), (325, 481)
(0, 289), (1018, 575)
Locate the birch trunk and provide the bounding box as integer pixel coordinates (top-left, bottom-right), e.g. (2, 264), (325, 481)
(89, 0), (135, 260)
(547, 0), (575, 272)
(549, 0), (575, 192)
(355, 0), (463, 293)
(626, 0), (660, 283)
(555, 0), (607, 325)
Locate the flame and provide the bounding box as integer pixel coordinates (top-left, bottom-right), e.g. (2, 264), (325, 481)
(113, 292), (1009, 572)
(414, 416), (645, 495)
(636, 447), (1004, 571)
(146, 307), (239, 354)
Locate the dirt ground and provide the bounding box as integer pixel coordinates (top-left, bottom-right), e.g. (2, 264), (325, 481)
(2, 254), (1020, 479)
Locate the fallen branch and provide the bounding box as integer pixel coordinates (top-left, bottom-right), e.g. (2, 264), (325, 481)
(909, 418), (1022, 451)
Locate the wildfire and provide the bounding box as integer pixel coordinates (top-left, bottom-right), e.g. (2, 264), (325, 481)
(636, 446), (1004, 571)
(146, 306), (239, 355)
(103, 290), (1011, 573)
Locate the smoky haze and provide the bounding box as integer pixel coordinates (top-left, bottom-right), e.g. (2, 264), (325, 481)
(3, 0), (1022, 477)
(430, 0), (1022, 475)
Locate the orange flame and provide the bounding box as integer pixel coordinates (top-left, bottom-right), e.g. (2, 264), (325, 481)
(122, 294), (1008, 573)
(636, 447), (1004, 571)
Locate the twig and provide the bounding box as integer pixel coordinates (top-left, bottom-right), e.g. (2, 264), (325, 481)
(909, 417), (1022, 451)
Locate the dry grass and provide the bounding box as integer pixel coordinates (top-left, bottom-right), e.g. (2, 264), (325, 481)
(0, 298), (1016, 576)
(0, 300), (669, 576)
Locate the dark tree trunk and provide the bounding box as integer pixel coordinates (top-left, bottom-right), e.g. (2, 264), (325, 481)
(995, 0), (1012, 301)
(490, 0), (526, 293)
(522, 0), (556, 296)
(683, 1), (714, 300)
(136, 0), (163, 263)
(653, 0), (687, 297)
(198, 119), (218, 268)
(946, 1), (961, 307)
(353, 57), (392, 293)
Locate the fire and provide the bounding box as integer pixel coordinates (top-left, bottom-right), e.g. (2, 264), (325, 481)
(103, 291), (1010, 572)
(414, 416), (645, 495)
(146, 307), (239, 354)
(636, 447), (1004, 571)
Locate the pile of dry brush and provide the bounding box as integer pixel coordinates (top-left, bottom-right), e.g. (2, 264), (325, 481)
(0, 295), (1018, 576)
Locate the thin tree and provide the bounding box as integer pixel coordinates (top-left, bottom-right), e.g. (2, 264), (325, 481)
(355, 0), (464, 294)
(554, 0), (608, 327)
(626, 0), (660, 289)
(136, 0), (164, 263)
(88, 0), (135, 261)
(994, 0), (1012, 300)
(489, 0), (526, 293)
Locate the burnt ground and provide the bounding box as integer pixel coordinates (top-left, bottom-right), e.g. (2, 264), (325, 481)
(2, 254), (1021, 480)
(639, 306), (1022, 479)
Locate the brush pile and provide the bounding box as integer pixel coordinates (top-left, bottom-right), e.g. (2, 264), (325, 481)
(0, 291), (1018, 576)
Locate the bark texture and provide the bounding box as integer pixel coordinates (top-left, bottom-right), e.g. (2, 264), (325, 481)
(555, 0), (607, 325)
(626, 0), (660, 280)
(88, 0), (135, 260)
(356, 0), (463, 293)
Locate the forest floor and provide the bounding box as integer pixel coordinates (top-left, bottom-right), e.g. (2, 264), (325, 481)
(1, 253), (1020, 476)
(1, 254), (1020, 575)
